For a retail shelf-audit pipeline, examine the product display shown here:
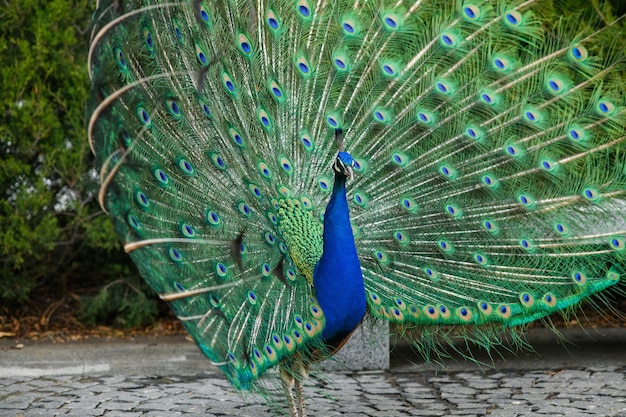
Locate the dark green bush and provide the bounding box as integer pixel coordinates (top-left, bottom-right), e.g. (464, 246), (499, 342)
(78, 276), (159, 328)
(0, 0), (158, 328)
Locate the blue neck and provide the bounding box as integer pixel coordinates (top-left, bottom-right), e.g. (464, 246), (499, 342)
(313, 173), (366, 343)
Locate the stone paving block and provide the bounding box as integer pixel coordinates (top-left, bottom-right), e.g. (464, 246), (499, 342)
(134, 402), (178, 412)
(389, 409), (417, 416)
(403, 390), (436, 399)
(0, 384), (26, 395)
(465, 380), (499, 389)
(407, 410), (445, 417)
(455, 401), (488, 409)
(82, 392), (117, 402)
(362, 387), (398, 394)
(510, 393), (547, 401)
(174, 414), (219, 417)
(419, 402), (448, 410)
(0, 401), (32, 410)
(448, 410), (488, 415)
(339, 414), (374, 417)
(172, 397), (212, 406)
(380, 402), (414, 409)
(14, 410), (68, 416)
(593, 388), (624, 397)
(140, 412), (184, 417)
(31, 401), (66, 409)
(487, 410), (521, 417)
(98, 401), (136, 411)
(404, 398), (440, 407)
(25, 380), (56, 388)
(428, 376), (454, 383)
(116, 393), (156, 403)
(63, 400), (101, 409)
(172, 405), (207, 413)
(549, 370), (591, 379)
(65, 378), (101, 387)
(531, 404), (580, 414)
(590, 371), (624, 381)
(100, 412), (142, 417)
(34, 386), (72, 394)
(34, 395), (76, 403)
(63, 409), (105, 416)
(491, 402), (533, 412)
(0, 411), (27, 417)
(478, 391), (513, 400)
(202, 403), (245, 414)
(499, 377), (537, 388)
(439, 385), (477, 395)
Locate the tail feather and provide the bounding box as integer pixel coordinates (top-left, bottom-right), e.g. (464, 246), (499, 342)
(88, 0), (625, 390)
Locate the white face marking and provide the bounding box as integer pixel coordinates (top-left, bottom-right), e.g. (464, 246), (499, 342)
(333, 154), (355, 180)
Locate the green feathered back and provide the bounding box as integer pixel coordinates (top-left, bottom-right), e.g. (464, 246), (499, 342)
(88, 0), (626, 390)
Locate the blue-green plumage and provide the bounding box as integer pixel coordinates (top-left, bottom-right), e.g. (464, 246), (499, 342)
(87, 0), (626, 415)
(314, 151), (366, 343)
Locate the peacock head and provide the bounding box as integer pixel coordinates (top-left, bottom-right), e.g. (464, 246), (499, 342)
(333, 151), (355, 181)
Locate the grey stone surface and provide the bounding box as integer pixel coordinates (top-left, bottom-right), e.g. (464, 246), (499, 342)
(0, 328), (625, 416)
(319, 313), (389, 371)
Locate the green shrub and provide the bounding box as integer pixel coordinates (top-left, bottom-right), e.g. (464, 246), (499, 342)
(0, 0), (158, 328)
(78, 277), (159, 328)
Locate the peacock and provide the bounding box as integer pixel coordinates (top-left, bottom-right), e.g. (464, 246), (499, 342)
(87, 0), (626, 415)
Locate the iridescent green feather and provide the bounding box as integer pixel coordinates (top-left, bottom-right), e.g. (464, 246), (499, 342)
(88, 0), (626, 394)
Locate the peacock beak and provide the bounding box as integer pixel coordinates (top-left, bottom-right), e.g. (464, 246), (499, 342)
(346, 165), (354, 181)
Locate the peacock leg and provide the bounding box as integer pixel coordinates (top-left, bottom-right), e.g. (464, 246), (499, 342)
(280, 364), (298, 417)
(294, 360), (309, 417)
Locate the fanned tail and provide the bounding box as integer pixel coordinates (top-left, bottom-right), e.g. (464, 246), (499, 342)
(88, 0), (332, 390)
(347, 2), (626, 346)
(87, 0), (626, 391)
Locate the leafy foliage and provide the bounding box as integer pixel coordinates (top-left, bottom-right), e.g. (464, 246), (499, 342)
(78, 277), (159, 328)
(0, 0), (157, 328)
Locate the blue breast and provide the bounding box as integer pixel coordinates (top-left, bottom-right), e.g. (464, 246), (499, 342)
(313, 173), (366, 343)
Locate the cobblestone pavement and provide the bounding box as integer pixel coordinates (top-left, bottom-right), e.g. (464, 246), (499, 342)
(1, 329), (625, 417)
(1, 367), (626, 417)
